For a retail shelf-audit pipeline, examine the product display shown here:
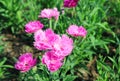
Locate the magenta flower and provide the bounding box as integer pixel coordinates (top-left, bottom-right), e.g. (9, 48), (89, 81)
(39, 8), (60, 20)
(34, 29), (51, 50)
(14, 53), (37, 72)
(42, 51), (63, 72)
(67, 25), (87, 37)
(64, 0), (79, 8)
(34, 28), (60, 50)
(52, 34), (73, 57)
(25, 21), (44, 33)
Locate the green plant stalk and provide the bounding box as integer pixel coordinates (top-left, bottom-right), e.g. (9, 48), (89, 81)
(74, 37), (86, 47)
(53, 20), (58, 30)
(49, 19), (52, 29)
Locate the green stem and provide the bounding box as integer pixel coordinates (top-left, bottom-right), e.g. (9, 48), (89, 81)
(49, 72), (53, 81)
(49, 19), (52, 29)
(74, 37), (85, 47)
(72, 7), (76, 18)
(53, 20), (58, 30)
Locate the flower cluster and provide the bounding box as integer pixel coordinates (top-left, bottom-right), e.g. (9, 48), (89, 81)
(34, 28), (73, 72)
(15, 53), (37, 72)
(15, 2), (87, 72)
(24, 7), (74, 72)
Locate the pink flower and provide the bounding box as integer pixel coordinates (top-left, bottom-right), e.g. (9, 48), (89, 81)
(53, 34), (73, 57)
(42, 51), (63, 72)
(67, 25), (87, 37)
(61, 35), (73, 55)
(25, 21), (44, 33)
(39, 8), (60, 20)
(14, 53), (37, 72)
(64, 0), (79, 8)
(34, 29), (51, 50)
(34, 28), (60, 50)
(47, 60), (62, 72)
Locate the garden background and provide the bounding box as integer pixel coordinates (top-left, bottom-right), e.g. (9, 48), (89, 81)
(0, 0), (120, 81)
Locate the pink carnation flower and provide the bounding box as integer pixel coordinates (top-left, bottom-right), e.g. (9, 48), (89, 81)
(42, 51), (63, 72)
(14, 53), (37, 72)
(25, 21), (44, 33)
(39, 8), (60, 20)
(34, 28), (60, 50)
(64, 0), (79, 8)
(67, 25), (87, 37)
(53, 34), (73, 57)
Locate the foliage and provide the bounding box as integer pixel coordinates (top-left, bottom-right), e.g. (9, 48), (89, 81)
(0, 36), (4, 53)
(0, 0), (41, 34)
(0, 0), (120, 81)
(0, 57), (14, 80)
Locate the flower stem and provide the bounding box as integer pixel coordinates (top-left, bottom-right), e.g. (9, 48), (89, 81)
(49, 19), (52, 29)
(53, 20), (58, 30)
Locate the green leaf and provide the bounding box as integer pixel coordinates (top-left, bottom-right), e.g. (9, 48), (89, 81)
(63, 75), (77, 81)
(0, 57), (7, 66)
(108, 56), (118, 69)
(97, 60), (112, 72)
(0, 65), (13, 68)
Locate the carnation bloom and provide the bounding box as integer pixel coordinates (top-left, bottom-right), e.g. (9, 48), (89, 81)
(53, 34), (73, 57)
(64, 0), (79, 8)
(34, 28), (60, 50)
(67, 25), (87, 37)
(14, 53), (37, 72)
(42, 51), (63, 72)
(39, 8), (60, 20)
(25, 21), (44, 33)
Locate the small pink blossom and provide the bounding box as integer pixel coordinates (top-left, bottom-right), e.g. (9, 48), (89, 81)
(25, 21), (44, 33)
(48, 60), (62, 72)
(39, 8), (60, 20)
(14, 53), (37, 72)
(42, 51), (63, 72)
(64, 0), (79, 8)
(67, 25), (87, 37)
